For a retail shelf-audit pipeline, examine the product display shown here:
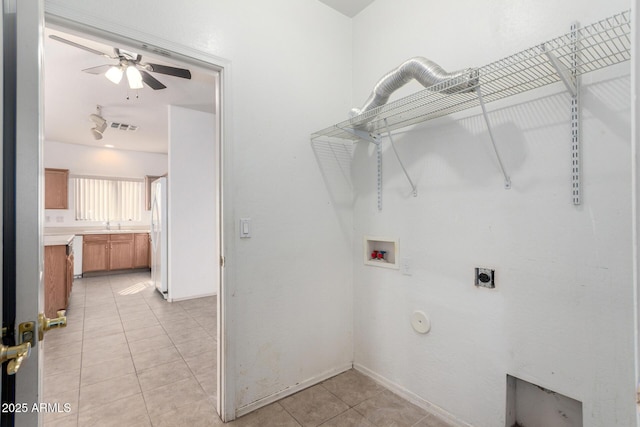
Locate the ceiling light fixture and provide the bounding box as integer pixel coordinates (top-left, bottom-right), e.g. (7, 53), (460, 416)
(105, 65), (123, 84)
(126, 65), (144, 89)
(90, 105), (108, 140)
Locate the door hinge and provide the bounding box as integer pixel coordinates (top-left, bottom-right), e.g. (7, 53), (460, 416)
(220, 256), (225, 267)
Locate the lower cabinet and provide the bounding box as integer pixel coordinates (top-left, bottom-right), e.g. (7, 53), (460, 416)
(109, 234), (135, 270)
(134, 233), (150, 268)
(44, 245), (73, 318)
(83, 235), (109, 273)
(83, 233), (150, 274)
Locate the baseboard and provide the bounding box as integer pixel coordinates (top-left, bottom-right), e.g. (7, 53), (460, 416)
(353, 363), (473, 427)
(167, 292), (217, 302)
(235, 362), (353, 418)
(81, 267), (150, 278)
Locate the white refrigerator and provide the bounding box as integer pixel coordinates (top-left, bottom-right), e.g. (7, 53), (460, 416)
(151, 177), (168, 298)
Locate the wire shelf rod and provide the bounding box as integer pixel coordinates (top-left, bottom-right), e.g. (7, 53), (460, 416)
(311, 10), (630, 142)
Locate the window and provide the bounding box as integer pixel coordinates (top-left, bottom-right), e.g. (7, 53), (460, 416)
(73, 176), (143, 222)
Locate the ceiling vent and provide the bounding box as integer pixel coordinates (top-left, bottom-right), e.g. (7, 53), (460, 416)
(110, 122), (139, 132)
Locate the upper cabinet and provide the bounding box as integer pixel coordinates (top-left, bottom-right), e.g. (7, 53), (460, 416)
(45, 168), (69, 209)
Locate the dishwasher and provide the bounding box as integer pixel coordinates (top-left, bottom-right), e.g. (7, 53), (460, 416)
(73, 235), (83, 277)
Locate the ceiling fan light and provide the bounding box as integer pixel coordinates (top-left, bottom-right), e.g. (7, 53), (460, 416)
(126, 66), (144, 89)
(105, 66), (123, 84)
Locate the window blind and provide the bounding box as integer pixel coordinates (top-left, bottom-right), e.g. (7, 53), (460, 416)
(74, 176), (143, 221)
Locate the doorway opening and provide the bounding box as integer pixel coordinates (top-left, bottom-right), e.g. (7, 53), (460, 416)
(40, 15), (225, 425)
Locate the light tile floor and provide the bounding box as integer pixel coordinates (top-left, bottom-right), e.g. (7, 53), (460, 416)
(43, 272), (454, 427)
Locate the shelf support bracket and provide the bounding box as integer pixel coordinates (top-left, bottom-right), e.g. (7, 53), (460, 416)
(569, 22), (581, 205)
(384, 119), (417, 197)
(476, 87), (512, 189)
(341, 128), (382, 146)
(543, 49), (577, 97)
(376, 142), (382, 211)
(543, 22), (581, 204)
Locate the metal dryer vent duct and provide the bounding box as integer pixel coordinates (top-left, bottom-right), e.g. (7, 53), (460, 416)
(350, 56), (478, 119)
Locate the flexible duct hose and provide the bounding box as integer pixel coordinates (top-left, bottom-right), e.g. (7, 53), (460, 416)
(350, 57), (478, 118)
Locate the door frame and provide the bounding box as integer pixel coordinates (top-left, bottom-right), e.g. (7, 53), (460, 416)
(13, 1), (44, 425)
(43, 6), (237, 421)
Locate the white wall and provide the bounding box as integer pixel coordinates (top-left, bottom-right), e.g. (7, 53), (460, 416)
(45, 0), (354, 415)
(43, 140), (167, 227)
(167, 106), (217, 300)
(352, 1), (634, 427)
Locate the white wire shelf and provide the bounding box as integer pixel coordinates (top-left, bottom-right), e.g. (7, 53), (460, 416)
(310, 10), (631, 142)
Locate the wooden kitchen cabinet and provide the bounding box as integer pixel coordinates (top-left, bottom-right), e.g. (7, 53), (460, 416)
(134, 233), (150, 268)
(83, 232), (151, 274)
(83, 234), (109, 273)
(44, 245), (70, 318)
(44, 168), (69, 209)
(67, 253), (74, 301)
(109, 234), (134, 270)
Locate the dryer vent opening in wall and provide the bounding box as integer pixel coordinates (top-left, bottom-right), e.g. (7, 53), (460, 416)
(506, 375), (583, 427)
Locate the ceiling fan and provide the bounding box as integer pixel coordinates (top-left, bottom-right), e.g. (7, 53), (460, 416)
(49, 34), (192, 90)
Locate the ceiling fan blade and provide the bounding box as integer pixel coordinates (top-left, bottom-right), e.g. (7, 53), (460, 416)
(82, 64), (113, 75)
(49, 35), (113, 58)
(145, 63), (192, 79)
(140, 70), (167, 90)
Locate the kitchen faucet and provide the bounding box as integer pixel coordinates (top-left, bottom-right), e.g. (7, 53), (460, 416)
(105, 220), (111, 230)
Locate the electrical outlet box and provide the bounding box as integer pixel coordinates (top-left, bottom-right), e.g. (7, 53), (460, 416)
(475, 267), (495, 288)
(400, 258), (412, 276)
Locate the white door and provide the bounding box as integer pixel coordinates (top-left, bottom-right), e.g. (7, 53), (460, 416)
(1, 0), (45, 426)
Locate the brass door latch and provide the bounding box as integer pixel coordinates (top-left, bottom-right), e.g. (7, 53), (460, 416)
(0, 310), (68, 376)
(38, 310), (67, 341)
(0, 342), (31, 375)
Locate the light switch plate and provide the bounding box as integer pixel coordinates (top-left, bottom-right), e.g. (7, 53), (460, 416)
(240, 218), (251, 238)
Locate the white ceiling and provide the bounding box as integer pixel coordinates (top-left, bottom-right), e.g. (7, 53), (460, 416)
(317, 0), (376, 17)
(44, 28), (217, 154)
(44, 2), (373, 154)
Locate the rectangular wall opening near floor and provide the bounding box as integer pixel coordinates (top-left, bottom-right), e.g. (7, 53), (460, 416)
(506, 375), (583, 427)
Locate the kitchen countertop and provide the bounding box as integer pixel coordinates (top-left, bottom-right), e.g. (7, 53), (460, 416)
(44, 227), (150, 236)
(44, 234), (75, 246)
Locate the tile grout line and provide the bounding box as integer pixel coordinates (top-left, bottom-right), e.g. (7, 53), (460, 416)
(45, 276), (87, 426)
(147, 295), (214, 418)
(314, 383), (356, 425)
(121, 275), (214, 423)
(77, 283), (87, 425)
(274, 401), (303, 427)
(316, 377), (386, 426)
(77, 277), (116, 424)
(111, 274), (155, 426)
(71, 278), (87, 426)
